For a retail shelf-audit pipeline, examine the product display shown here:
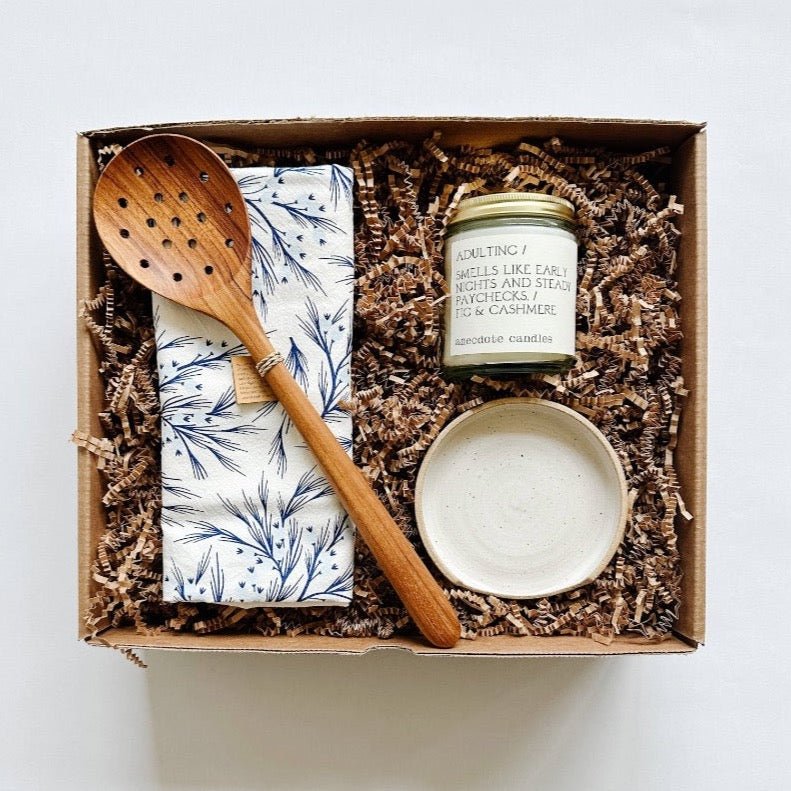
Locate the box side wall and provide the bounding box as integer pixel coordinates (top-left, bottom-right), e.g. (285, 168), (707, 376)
(94, 627), (695, 656)
(672, 131), (708, 644)
(83, 117), (705, 152)
(76, 135), (107, 639)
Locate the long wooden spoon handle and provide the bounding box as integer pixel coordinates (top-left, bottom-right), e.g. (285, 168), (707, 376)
(241, 332), (460, 647)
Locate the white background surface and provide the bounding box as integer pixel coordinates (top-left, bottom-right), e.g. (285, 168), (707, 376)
(1, 1), (789, 789)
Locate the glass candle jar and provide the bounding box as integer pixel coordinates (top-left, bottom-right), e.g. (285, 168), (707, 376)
(442, 192), (578, 378)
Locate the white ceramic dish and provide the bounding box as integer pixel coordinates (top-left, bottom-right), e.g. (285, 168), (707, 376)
(415, 398), (628, 599)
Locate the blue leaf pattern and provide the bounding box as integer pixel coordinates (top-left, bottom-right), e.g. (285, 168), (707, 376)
(328, 165), (353, 210)
(298, 299), (352, 422)
(155, 165), (355, 607)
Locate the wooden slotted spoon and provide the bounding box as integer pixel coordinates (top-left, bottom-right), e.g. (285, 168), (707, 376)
(93, 134), (461, 649)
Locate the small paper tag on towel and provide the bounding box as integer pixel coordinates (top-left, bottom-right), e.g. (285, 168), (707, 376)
(231, 355), (277, 404)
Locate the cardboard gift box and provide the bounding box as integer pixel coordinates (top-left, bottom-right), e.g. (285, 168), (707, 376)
(76, 117), (707, 657)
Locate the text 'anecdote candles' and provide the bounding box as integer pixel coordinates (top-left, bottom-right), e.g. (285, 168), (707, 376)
(415, 398), (628, 599)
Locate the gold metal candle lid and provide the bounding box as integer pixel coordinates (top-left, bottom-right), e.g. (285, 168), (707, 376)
(450, 192), (576, 226)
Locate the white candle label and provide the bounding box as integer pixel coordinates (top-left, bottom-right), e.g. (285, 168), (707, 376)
(446, 226), (577, 357)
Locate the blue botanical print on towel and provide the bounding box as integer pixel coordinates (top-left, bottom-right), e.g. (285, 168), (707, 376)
(155, 166), (355, 607)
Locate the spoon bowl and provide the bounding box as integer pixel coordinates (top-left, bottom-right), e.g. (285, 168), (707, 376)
(94, 134), (254, 326)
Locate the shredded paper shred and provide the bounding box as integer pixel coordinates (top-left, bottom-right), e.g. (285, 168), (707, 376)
(78, 133), (689, 646)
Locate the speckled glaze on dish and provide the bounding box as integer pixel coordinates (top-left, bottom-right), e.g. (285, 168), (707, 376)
(415, 398), (628, 599)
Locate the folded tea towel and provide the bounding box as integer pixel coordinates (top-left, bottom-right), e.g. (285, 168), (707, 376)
(154, 165), (355, 607)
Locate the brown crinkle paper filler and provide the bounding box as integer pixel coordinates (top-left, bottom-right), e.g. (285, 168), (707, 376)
(78, 133), (689, 649)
